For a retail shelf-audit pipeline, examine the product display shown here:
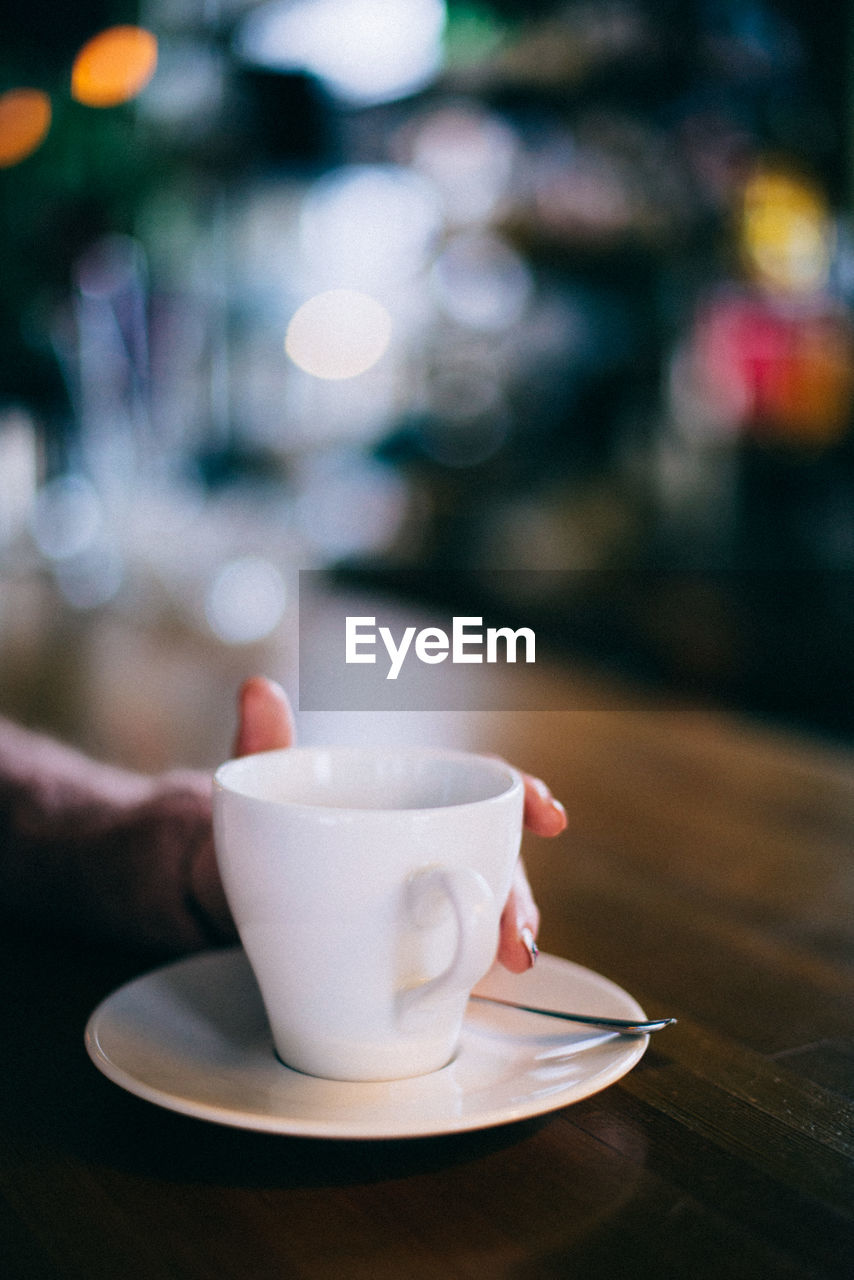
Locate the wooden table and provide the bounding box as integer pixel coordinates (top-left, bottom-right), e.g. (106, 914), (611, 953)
(0, 579), (852, 1278)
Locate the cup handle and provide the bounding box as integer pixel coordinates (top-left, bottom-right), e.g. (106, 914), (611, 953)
(400, 865), (497, 1016)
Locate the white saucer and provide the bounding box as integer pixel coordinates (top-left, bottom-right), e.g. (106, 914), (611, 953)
(85, 949), (649, 1140)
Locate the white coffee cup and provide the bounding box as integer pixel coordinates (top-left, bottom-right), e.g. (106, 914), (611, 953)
(213, 746), (524, 1081)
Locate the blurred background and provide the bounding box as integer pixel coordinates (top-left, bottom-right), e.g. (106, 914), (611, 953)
(1, 0), (853, 754)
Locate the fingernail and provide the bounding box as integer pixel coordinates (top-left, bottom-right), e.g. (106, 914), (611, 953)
(520, 926), (538, 968)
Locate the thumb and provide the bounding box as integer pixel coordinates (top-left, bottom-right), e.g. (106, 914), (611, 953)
(232, 677), (296, 757)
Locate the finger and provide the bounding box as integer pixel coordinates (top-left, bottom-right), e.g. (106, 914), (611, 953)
(523, 772), (567, 837)
(496, 859), (541, 973)
(232, 676), (296, 757)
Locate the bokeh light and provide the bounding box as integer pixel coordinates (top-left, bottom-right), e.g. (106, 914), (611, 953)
(0, 88), (51, 168)
(740, 168), (832, 295)
(54, 543), (124, 611)
(408, 104), (518, 223)
(299, 165), (442, 289)
(285, 290), (393, 381)
(293, 452), (409, 558)
(237, 0), (446, 107)
(136, 39), (224, 129)
(424, 367), (510, 466)
(71, 26), (159, 108)
(688, 293), (854, 449)
(430, 231), (533, 331)
(30, 475), (103, 561)
(205, 556), (287, 645)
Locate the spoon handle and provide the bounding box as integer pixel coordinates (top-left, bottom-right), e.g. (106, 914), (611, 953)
(469, 994), (676, 1035)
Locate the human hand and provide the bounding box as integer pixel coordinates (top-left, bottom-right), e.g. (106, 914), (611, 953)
(0, 681), (294, 957)
(498, 774), (567, 973)
(191, 677), (566, 972)
(185, 676), (295, 945)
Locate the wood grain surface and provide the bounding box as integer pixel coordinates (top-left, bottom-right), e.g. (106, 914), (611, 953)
(0, 580), (851, 1279)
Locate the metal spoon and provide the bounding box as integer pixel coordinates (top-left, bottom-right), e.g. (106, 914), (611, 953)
(469, 994), (676, 1036)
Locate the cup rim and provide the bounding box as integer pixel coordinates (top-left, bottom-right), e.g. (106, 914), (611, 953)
(213, 745), (524, 814)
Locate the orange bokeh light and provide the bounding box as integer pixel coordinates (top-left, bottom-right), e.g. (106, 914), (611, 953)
(0, 88), (52, 167)
(71, 25), (158, 108)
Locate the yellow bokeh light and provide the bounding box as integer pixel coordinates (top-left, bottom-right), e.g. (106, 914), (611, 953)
(71, 26), (158, 108)
(285, 290), (393, 380)
(740, 168), (832, 294)
(0, 88), (52, 167)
